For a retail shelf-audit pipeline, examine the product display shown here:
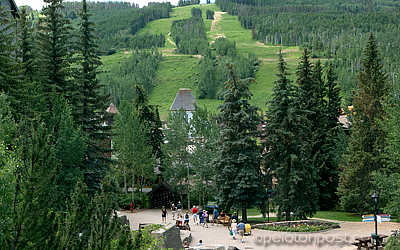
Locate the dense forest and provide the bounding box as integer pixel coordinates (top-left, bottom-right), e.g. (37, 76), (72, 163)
(3, 0), (400, 248)
(216, 0), (399, 103)
(171, 7), (208, 54)
(99, 48), (162, 106)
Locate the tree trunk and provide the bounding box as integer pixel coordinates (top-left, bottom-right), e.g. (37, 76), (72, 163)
(242, 206), (247, 223)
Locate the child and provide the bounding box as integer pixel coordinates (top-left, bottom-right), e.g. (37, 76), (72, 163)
(184, 211), (190, 226)
(203, 210), (209, 228)
(180, 214), (183, 225)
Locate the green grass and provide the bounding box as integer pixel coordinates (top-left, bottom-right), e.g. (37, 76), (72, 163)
(314, 211), (362, 222)
(100, 4), (315, 118)
(151, 56), (202, 119)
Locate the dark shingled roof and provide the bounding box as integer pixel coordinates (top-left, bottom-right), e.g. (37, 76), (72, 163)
(170, 89), (199, 112)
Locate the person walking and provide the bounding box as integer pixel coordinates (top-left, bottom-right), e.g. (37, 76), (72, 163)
(237, 220), (246, 243)
(192, 206), (198, 225)
(177, 201), (183, 216)
(184, 211), (190, 226)
(171, 203), (177, 220)
(161, 206), (168, 223)
(198, 209), (204, 226)
(212, 207), (219, 226)
(230, 219), (238, 240)
(203, 210), (209, 228)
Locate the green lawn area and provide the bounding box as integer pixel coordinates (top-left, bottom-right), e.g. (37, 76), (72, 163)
(314, 211), (363, 222)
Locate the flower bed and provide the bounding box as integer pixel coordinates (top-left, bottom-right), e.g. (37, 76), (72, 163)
(257, 221), (332, 232)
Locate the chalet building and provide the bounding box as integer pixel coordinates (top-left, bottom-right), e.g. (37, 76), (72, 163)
(170, 88), (199, 120)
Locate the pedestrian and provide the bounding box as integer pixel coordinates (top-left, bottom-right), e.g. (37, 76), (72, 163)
(130, 202), (133, 212)
(180, 214), (183, 225)
(192, 206), (198, 225)
(184, 211), (190, 226)
(230, 211), (238, 223)
(198, 209), (204, 225)
(212, 207), (219, 226)
(177, 201), (183, 216)
(171, 203), (176, 220)
(196, 240), (204, 246)
(230, 219), (238, 240)
(161, 206), (167, 223)
(237, 219), (246, 243)
(203, 210), (209, 228)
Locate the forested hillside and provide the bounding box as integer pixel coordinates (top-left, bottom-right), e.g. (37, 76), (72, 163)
(216, 0), (399, 102)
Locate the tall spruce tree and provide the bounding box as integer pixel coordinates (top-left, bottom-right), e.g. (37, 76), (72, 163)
(338, 33), (388, 213)
(213, 63), (266, 222)
(0, 4), (21, 116)
(37, 0), (73, 114)
(132, 84), (164, 162)
(317, 61), (344, 209)
(72, 0), (112, 193)
(264, 53), (318, 220)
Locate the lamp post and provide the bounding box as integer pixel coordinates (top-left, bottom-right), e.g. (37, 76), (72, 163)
(371, 192), (379, 250)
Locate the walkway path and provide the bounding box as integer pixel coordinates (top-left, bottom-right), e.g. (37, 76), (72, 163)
(118, 209), (398, 250)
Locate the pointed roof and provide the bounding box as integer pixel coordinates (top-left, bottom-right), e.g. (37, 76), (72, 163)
(106, 103), (119, 114)
(170, 89), (199, 112)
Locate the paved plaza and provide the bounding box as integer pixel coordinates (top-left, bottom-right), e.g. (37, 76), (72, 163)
(118, 209), (399, 250)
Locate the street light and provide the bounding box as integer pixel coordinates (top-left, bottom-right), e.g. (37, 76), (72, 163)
(371, 192), (379, 250)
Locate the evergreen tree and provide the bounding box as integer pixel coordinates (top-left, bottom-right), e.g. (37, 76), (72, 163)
(55, 181), (93, 249)
(213, 63), (266, 222)
(338, 33), (388, 213)
(8, 120), (58, 249)
(264, 54), (318, 220)
(88, 178), (120, 250)
(37, 0), (73, 112)
(73, 0), (112, 193)
(0, 4), (21, 115)
(317, 61), (344, 209)
(132, 84), (164, 162)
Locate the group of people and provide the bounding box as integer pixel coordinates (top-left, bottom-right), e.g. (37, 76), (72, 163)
(162, 203), (247, 245)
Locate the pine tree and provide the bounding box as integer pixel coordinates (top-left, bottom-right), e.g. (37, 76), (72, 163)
(88, 178), (120, 250)
(8, 120), (58, 249)
(264, 53), (318, 220)
(315, 61), (344, 209)
(0, 4), (21, 115)
(72, 0), (112, 194)
(213, 62), (266, 222)
(132, 84), (163, 162)
(338, 33), (388, 213)
(37, 0), (73, 112)
(55, 181), (93, 249)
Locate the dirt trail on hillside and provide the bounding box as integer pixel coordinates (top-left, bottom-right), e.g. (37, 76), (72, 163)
(167, 32), (175, 46)
(210, 11), (226, 42)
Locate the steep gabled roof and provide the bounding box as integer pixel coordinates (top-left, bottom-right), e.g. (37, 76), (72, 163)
(170, 89), (199, 112)
(147, 182), (180, 197)
(106, 103), (119, 114)
(2, 0), (19, 19)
